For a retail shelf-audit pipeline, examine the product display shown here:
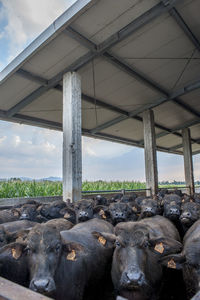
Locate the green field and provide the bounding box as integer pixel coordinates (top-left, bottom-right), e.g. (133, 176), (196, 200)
(0, 180), (195, 198)
(0, 180), (146, 198)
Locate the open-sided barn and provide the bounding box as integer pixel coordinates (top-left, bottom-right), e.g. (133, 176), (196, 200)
(0, 0), (200, 200)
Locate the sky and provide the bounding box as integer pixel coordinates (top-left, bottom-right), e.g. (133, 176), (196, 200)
(0, 0), (199, 181)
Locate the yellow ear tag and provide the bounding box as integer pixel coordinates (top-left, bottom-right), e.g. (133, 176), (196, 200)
(99, 209), (106, 219)
(13, 211), (19, 217)
(132, 207), (137, 213)
(64, 213), (70, 219)
(98, 236), (106, 246)
(168, 258), (176, 269)
(154, 242), (164, 254)
(11, 247), (21, 260)
(66, 250), (76, 261)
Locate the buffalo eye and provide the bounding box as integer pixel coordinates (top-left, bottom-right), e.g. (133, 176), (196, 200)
(25, 246), (31, 254)
(55, 244), (61, 253)
(115, 240), (121, 248)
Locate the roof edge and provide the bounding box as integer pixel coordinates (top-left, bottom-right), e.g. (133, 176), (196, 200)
(0, 0), (95, 84)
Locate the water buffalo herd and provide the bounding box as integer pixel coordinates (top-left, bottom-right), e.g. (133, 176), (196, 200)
(0, 190), (200, 300)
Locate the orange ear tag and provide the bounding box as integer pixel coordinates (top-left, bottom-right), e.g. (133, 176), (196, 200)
(132, 207), (137, 213)
(66, 250), (76, 261)
(168, 258), (176, 269)
(98, 236), (106, 246)
(64, 213), (70, 219)
(13, 211), (19, 217)
(154, 242), (164, 254)
(11, 247), (21, 260)
(99, 209), (106, 219)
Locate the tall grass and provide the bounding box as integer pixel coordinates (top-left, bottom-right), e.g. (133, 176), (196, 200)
(0, 180), (146, 198)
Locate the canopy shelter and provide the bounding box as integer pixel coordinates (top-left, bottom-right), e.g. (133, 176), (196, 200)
(0, 0), (200, 200)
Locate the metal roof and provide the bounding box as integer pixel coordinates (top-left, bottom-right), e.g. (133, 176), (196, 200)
(1, 0), (200, 156)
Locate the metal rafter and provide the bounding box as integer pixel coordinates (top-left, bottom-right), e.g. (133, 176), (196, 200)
(0, 109), (182, 155)
(6, 0), (179, 117)
(15, 69), (200, 148)
(64, 24), (200, 133)
(193, 150), (200, 156)
(169, 7), (200, 53)
(156, 119), (200, 140)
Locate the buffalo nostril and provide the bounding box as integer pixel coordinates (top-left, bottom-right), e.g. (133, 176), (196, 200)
(145, 207), (152, 212)
(126, 271), (141, 281)
(32, 279), (50, 291)
(79, 211), (88, 217)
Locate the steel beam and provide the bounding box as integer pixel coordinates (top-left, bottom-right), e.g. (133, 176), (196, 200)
(16, 69), (48, 86)
(15, 67), (200, 148)
(102, 52), (167, 96)
(170, 7), (200, 53)
(64, 25), (200, 129)
(9, 0), (179, 117)
(156, 119), (200, 139)
(15, 68), (200, 146)
(82, 130), (183, 155)
(193, 150), (200, 156)
(0, 108), (184, 155)
(91, 77), (200, 134)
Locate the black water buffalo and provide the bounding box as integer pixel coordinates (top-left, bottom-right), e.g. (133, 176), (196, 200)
(108, 202), (137, 225)
(0, 220), (36, 247)
(0, 208), (21, 224)
(160, 219), (200, 299)
(139, 199), (160, 220)
(163, 201), (181, 222)
(0, 219), (73, 289)
(94, 216), (182, 300)
(94, 195), (108, 206)
(39, 200), (67, 220)
(180, 202), (200, 233)
(120, 194), (137, 204)
(40, 200), (77, 224)
(18, 203), (47, 223)
(111, 194), (123, 202)
(194, 194), (200, 205)
(0, 219), (113, 300)
(163, 201), (184, 238)
(74, 199), (95, 223)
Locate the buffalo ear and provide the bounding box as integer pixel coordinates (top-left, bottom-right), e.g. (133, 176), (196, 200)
(62, 241), (85, 261)
(0, 242), (26, 261)
(7, 229), (30, 243)
(148, 237), (182, 256)
(159, 253), (186, 270)
(11, 208), (21, 217)
(92, 231), (117, 246)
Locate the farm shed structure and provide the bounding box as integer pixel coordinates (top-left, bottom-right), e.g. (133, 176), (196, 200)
(0, 0), (200, 200)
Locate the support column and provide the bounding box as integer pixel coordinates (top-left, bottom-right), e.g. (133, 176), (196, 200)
(143, 109), (158, 197)
(63, 72), (82, 202)
(182, 128), (194, 195)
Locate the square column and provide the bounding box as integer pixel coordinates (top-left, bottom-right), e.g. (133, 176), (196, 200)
(182, 128), (194, 195)
(63, 72), (82, 202)
(143, 109), (158, 197)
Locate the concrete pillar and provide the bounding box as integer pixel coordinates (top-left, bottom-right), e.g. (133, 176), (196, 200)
(143, 109), (158, 197)
(63, 72), (82, 202)
(182, 128), (194, 195)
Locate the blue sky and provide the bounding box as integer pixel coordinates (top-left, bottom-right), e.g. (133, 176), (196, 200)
(0, 0), (199, 181)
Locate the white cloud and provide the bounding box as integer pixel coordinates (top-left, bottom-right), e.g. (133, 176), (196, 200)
(14, 135), (21, 147)
(0, 136), (6, 144)
(82, 137), (133, 159)
(1, 0), (76, 63)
